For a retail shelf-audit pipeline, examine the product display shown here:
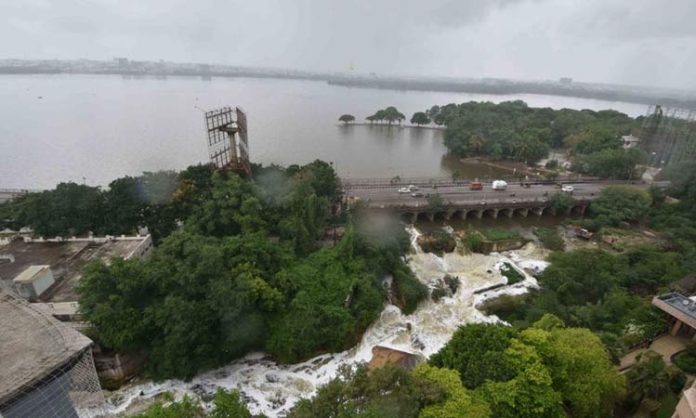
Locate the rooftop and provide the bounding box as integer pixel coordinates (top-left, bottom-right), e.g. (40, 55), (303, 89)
(12, 265), (51, 284)
(653, 292), (696, 329)
(0, 236), (149, 302)
(0, 292), (92, 406)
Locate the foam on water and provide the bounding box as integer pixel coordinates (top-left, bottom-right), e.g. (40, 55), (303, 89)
(95, 226), (547, 418)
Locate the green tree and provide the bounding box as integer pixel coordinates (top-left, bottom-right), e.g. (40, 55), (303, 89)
(412, 365), (491, 418)
(186, 172), (267, 237)
(410, 112), (431, 126)
(549, 191), (574, 213)
(625, 351), (671, 403)
(521, 323), (626, 418)
(429, 323), (518, 389)
(338, 114), (355, 125)
(590, 186), (651, 226)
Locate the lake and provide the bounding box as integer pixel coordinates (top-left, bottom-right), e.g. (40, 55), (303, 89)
(0, 74), (649, 189)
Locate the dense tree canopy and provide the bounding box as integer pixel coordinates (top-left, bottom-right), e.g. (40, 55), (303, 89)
(410, 112), (431, 126)
(76, 160), (426, 379)
(425, 100), (640, 168)
(590, 186), (652, 226)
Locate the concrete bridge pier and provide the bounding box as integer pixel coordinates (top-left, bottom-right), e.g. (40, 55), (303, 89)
(532, 207), (544, 216)
(473, 209), (483, 219)
(516, 208), (529, 218)
(502, 208), (514, 218)
(426, 212), (435, 222)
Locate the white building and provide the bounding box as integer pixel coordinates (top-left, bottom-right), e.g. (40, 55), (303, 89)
(13, 265), (54, 300)
(622, 135), (640, 149)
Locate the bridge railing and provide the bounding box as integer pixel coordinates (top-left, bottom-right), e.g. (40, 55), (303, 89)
(340, 175), (610, 189)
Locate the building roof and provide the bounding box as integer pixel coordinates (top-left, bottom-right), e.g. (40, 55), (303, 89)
(0, 292), (92, 406)
(0, 236), (147, 302)
(653, 292), (696, 330)
(12, 265), (51, 284)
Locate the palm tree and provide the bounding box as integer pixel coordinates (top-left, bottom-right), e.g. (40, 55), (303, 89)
(626, 351), (671, 403)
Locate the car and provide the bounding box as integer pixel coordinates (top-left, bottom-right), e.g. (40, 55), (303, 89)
(561, 185), (575, 193)
(408, 184), (419, 191)
(492, 180), (508, 191)
(398, 187), (410, 194)
(411, 192), (424, 198)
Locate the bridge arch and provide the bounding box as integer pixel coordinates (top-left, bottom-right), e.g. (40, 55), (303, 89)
(482, 208), (499, 219)
(513, 207), (529, 218)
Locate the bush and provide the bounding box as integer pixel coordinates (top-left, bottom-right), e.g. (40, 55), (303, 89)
(535, 227), (565, 251)
(464, 232), (484, 252)
(673, 350), (696, 373)
(500, 262), (524, 285)
(481, 228), (520, 242)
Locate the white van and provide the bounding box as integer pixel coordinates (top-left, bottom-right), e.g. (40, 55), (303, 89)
(492, 180), (508, 191)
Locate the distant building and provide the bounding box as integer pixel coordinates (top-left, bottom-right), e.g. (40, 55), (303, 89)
(0, 292), (103, 417)
(13, 265), (54, 300)
(622, 134), (640, 149)
(559, 77), (573, 85)
(0, 234), (152, 303)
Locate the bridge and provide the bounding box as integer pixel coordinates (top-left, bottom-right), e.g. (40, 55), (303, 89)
(342, 178), (666, 223)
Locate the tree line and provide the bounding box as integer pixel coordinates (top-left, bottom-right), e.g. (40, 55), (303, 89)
(423, 100), (644, 175)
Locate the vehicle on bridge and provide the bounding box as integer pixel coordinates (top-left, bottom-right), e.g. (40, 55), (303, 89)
(561, 184), (575, 193)
(469, 180), (482, 191)
(398, 187), (410, 194)
(492, 180), (508, 191)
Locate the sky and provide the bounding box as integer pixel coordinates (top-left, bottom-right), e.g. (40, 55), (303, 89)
(2, 0), (695, 89)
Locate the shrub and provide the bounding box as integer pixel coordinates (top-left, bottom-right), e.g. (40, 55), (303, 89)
(500, 262), (525, 285)
(673, 350), (696, 373)
(535, 227), (565, 251)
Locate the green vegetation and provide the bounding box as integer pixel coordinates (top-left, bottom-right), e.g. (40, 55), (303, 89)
(589, 186), (652, 227)
(288, 363), (490, 418)
(549, 191), (574, 213)
(535, 227), (565, 251)
(366, 106), (406, 125)
(500, 262), (525, 285)
(72, 160), (426, 380)
(410, 111), (431, 126)
(338, 114), (355, 124)
(423, 100), (643, 174)
(480, 228), (520, 242)
(132, 389), (260, 418)
(0, 164), (217, 242)
(673, 345), (696, 373)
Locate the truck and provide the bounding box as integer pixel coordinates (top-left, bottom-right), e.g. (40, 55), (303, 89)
(469, 180), (482, 190)
(491, 180), (508, 191)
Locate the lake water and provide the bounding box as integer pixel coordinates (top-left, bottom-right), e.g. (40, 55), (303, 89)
(0, 75), (649, 189)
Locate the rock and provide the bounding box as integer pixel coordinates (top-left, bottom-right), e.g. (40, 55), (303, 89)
(368, 345), (424, 371)
(417, 230), (456, 254)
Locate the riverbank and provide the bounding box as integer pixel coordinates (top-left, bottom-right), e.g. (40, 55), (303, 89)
(337, 122), (445, 130)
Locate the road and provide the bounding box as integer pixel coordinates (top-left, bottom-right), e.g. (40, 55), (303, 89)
(344, 180), (663, 209)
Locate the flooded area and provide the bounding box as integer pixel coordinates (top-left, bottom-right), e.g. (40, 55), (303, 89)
(94, 224), (550, 417)
(0, 75), (648, 189)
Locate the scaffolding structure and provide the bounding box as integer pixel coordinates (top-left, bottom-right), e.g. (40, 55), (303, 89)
(204, 106), (251, 177)
(639, 105), (696, 167)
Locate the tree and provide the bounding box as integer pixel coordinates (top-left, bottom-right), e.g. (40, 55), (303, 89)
(625, 351), (671, 403)
(590, 186), (651, 226)
(521, 323), (626, 418)
(132, 389), (255, 418)
(412, 365), (491, 418)
(338, 114), (355, 125)
(410, 112), (431, 126)
(426, 193), (444, 212)
(549, 191), (574, 213)
(429, 323), (519, 389)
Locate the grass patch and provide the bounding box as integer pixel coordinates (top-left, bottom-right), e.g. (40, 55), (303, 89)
(535, 227), (565, 251)
(500, 262), (525, 285)
(481, 228), (521, 242)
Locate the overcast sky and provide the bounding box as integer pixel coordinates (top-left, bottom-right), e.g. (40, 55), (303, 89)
(2, 0), (695, 89)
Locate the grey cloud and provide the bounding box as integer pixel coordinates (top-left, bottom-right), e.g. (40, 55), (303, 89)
(0, 0), (694, 89)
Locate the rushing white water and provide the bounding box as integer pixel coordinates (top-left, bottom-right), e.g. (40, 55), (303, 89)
(94, 226), (547, 417)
